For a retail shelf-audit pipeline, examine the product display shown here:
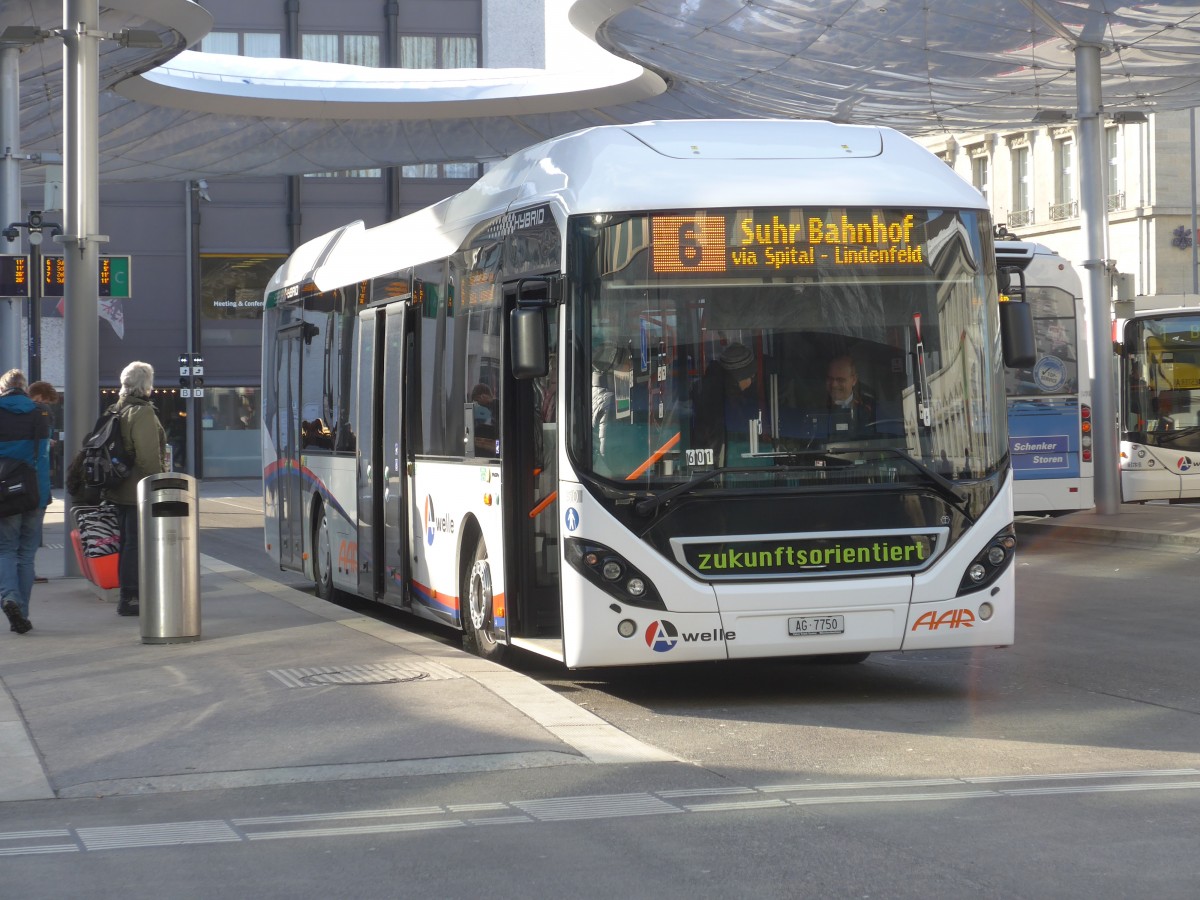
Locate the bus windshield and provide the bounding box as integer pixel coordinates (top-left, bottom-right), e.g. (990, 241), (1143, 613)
(1123, 313), (1200, 450)
(568, 207), (1005, 496)
(1004, 285), (1081, 398)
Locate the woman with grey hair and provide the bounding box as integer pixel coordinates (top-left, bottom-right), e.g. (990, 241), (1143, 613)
(0, 368), (51, 634)
(102, 361), (167, 617)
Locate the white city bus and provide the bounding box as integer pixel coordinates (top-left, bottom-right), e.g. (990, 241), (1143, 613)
(1115, 295), (1200, 501)
(996, 240), (1094, 514)
(262, 120), (1033, 669)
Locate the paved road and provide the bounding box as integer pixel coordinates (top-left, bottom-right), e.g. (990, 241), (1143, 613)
(2, 485), (1196, 898)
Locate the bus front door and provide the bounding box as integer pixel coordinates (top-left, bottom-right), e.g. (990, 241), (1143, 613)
(503, 292), (561, 644)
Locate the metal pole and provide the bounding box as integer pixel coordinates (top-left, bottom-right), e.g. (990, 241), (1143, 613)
(1076, 43), (1120, 514)
(184, 182), (196, 475)
(29, 241), (40, 381)
(0, 46), (23, 369)
(1191, 107), (1198, 294)
(62, 0), (104, 576)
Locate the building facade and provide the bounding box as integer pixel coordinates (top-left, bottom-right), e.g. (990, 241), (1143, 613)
(28, 0), (544, 477)
(920, 108), (1200, 300)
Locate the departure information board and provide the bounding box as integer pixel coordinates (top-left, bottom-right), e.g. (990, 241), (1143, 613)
(650, 209), (928, 276)
(42, 255), (132, 298)
(0, 255), (30, 297)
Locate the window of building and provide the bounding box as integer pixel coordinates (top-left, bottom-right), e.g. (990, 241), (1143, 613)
(1051, 137), (1077, 220)
(301, 33), (381, 66)
(1106, 127), (1124, 211)
(199, 31), (281, 57)
(200, 255), (283, 321)
(200, 387), (263, 477)
(305, 168), (383, 179)
(1010, 144), (1033, 227)
(401, 162), (481, 180)
(400, 35), (479, 68)
(971, 154), (989, 203)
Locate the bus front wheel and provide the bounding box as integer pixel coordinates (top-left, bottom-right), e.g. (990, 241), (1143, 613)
(462, 541), (506, 663)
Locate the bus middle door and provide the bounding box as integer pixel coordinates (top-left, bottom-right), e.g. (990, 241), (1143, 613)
(355, 302), (410, 605)
(272, 319), (312, 573)
(380, 302), (410, 606)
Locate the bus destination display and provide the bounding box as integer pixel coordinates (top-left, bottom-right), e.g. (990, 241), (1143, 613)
(651, 210), (926, 275)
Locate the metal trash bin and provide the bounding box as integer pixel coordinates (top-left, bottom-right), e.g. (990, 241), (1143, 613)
(138, 472), (201, 643)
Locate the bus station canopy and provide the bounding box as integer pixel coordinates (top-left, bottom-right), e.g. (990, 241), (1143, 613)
(5, 0), (1200, 182)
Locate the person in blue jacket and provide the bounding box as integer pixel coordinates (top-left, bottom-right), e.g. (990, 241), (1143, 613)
(0, 369), (52, 635)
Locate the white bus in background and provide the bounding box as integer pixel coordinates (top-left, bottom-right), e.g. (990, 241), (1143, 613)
(996, 239), (1094, 515)
(1115, 295), (1200, 502)
(262, 119), (1034, 669)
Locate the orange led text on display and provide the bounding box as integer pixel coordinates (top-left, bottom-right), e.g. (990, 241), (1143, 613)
(650, 211), (925, 274)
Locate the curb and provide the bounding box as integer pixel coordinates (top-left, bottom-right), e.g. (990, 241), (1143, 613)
(1016, 520), (1200, 552)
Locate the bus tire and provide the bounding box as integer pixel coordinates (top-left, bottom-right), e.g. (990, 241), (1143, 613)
(313, 502), (335, 601)
(462, 540), (506, 663)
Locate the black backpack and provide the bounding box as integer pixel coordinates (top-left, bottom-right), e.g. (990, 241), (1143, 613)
(80, 407), (133, 488)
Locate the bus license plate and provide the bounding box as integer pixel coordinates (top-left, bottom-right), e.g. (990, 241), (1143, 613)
(788, 615), (845, 636)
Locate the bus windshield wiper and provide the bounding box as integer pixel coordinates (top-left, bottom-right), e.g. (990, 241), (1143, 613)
(1150, 424), (1200, 445)
(634, 465), (813, 516)
(829, 445), (970, 512)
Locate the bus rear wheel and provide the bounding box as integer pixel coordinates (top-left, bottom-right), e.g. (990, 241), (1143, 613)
(313, 504), (335, 601)
(462, 540), (506, 663)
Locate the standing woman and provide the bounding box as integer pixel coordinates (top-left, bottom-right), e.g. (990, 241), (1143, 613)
(103, 362), (166, 617)
(0, 370), (51, 634)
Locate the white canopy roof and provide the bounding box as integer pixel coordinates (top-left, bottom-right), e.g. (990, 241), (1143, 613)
(5, 0), (1200, 181)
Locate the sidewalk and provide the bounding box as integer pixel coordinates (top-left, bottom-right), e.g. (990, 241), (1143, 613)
(0, 496), (674, 803)
(1016, 500), (1200, 552)
(3, 491), (1195, 805)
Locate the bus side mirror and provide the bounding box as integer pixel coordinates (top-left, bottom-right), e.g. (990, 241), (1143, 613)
(511, 307), (548, 379)
(1000, 301), (1037, 368)
(998, 265), (1024, 301)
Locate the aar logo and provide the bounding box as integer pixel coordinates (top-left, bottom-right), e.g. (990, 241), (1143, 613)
(1178, 457), (1193, 472)
(644, 619), (679, 652)
(911, 608), (975, 630)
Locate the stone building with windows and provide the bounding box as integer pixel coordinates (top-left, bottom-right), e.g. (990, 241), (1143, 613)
(920, 108), (1200, 301)
(30, 0), (544, 478)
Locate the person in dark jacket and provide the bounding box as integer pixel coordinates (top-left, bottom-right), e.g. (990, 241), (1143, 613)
(28, 381), (59, 585)
(0, 369), (51, 635)
(102, 362), (167, 617)
(693, 342), (767, 465)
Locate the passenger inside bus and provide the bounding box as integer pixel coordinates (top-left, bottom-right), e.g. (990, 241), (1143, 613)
(692, 341), (771, 466)
(591, 342), (635, 475)
(301, 418), (333, 450)
(470, 383), (499, 457)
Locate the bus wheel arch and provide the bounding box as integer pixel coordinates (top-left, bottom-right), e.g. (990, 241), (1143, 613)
(459, 522), (505, 663)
